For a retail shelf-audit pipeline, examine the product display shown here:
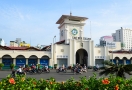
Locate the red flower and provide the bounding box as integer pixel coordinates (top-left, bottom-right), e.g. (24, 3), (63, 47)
(50, 81), (52, 84)
(102, 78), (110, 84)
(114, 84), (119, 90)
(9, 78), (15, 84)
(33, 82), (36, 85)
(85, 88), (88, 90)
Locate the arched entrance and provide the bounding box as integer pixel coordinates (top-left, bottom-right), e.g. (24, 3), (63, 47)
(2, 55), (13, 67)
(28, 55), (38, 65)
(40, 56), (49, 66)
(16, 55), (26, 67)
(76, 49), (88, 66)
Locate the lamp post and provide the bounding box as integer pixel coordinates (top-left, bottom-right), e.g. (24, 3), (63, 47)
(53, 36), (56, 68)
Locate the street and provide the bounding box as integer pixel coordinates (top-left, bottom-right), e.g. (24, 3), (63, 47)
(0, 69), (132, 82)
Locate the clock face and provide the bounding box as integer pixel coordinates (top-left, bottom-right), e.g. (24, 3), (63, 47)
(71, 29), (78, 35)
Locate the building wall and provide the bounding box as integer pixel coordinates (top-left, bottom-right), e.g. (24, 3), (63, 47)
(0, 50), (51, 66)
(113, 27), (132, 50)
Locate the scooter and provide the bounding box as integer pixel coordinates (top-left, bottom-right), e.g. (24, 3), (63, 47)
(42, 67), (50, 73)
(93, 66), (99, 71)
(73, 68), (83, 74)
(11, 70), (26, 78)
(56, 67), (67, 73)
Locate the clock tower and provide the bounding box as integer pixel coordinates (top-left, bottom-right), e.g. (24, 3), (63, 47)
(56, 14), (88, 44)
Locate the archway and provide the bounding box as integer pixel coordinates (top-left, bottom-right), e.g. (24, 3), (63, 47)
(76, 49), (88, 66)
(28, 55), (38, 65)
(113, 57), (120, 64)
(16, 55), (26, 67)
(2, 55), (13, 67)
(40, 56), (50, 66)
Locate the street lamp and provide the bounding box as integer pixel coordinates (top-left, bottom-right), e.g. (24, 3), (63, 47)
(53, 36), (56, 68)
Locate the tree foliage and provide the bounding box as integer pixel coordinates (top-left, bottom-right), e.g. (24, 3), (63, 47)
(99, 60), (132, 78)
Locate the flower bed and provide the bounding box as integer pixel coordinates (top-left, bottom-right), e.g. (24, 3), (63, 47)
(0, 74), (132, 90)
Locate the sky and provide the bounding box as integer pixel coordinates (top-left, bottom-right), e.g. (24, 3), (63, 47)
(0, 0), (132, 46)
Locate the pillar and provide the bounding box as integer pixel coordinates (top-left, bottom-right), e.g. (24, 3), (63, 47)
(73, 40), (76, 65)
(124, 59), (126, 65)
(38, 58), (40, 64)
(26, 58), (28, 65)
(13, 58), (16, 65)
(0, 58), (2, 63)
(88, 41), (91, 66)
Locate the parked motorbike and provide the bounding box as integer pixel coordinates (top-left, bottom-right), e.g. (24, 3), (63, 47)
(56, 67), (67, 73)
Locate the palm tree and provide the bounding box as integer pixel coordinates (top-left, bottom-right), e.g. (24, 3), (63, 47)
(99, 60), (132, 78)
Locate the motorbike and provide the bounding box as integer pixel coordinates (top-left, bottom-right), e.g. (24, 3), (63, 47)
(11, 70), (26, 78)
(93, 66), (99, 71)
(73, 68), (83, 74)
(41, 67), (50, 73)
(23, 67), (31, 73)
(29, 68), (42, 74)
(82, 68), (87, 72)
(56, 67), (67, 73)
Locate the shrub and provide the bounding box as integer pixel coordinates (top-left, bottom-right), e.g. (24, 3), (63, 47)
(10, 64), (15, 70)
(0, 63), (4, 70)
(25, 64), (29, 68)
(0, 74), (132, 90)
(54, 64), (57, 69)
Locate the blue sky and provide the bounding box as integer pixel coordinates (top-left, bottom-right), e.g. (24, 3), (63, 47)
(0, 0), (132, 46)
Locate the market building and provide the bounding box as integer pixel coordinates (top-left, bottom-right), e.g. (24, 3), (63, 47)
(0, 14), (132, 68)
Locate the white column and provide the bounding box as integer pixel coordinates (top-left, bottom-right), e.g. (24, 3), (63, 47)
(13, 58), (16, 65)
(0, 58), (2, 63)
(26, 58), (28, 65)
(38, 58), (40, 64)
(80, 30), (83, 37)
(116, 59), (118, 64)
(88, 41), (91, 66)
(73, 40), (76, 65)
(68, 39), (72, 66)
(124, 60), (126, 65)
(65, 29), (68, 44)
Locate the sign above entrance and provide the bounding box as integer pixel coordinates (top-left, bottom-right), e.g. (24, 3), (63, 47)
(57, 55), (68, 58)
(72, 37), (91, 40)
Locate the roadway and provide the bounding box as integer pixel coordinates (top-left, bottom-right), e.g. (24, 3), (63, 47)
(0, 69), (132, 82)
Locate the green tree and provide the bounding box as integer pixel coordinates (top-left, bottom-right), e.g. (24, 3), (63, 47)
(99, 60), (132, 78)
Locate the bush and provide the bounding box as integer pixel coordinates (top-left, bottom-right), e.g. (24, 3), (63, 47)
(0, 63), (4, 70)
(10, 64), (15, 70)
(54, 64), (57, 69)
(25, 64), (29, 68)
(0, 74), (132, 90)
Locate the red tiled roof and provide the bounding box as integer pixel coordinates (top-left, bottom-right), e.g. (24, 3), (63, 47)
(8, 47), (27, 50)
(109, 50), (132, 54)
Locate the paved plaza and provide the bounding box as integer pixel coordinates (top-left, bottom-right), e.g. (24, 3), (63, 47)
(0, 69), (132, 82)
